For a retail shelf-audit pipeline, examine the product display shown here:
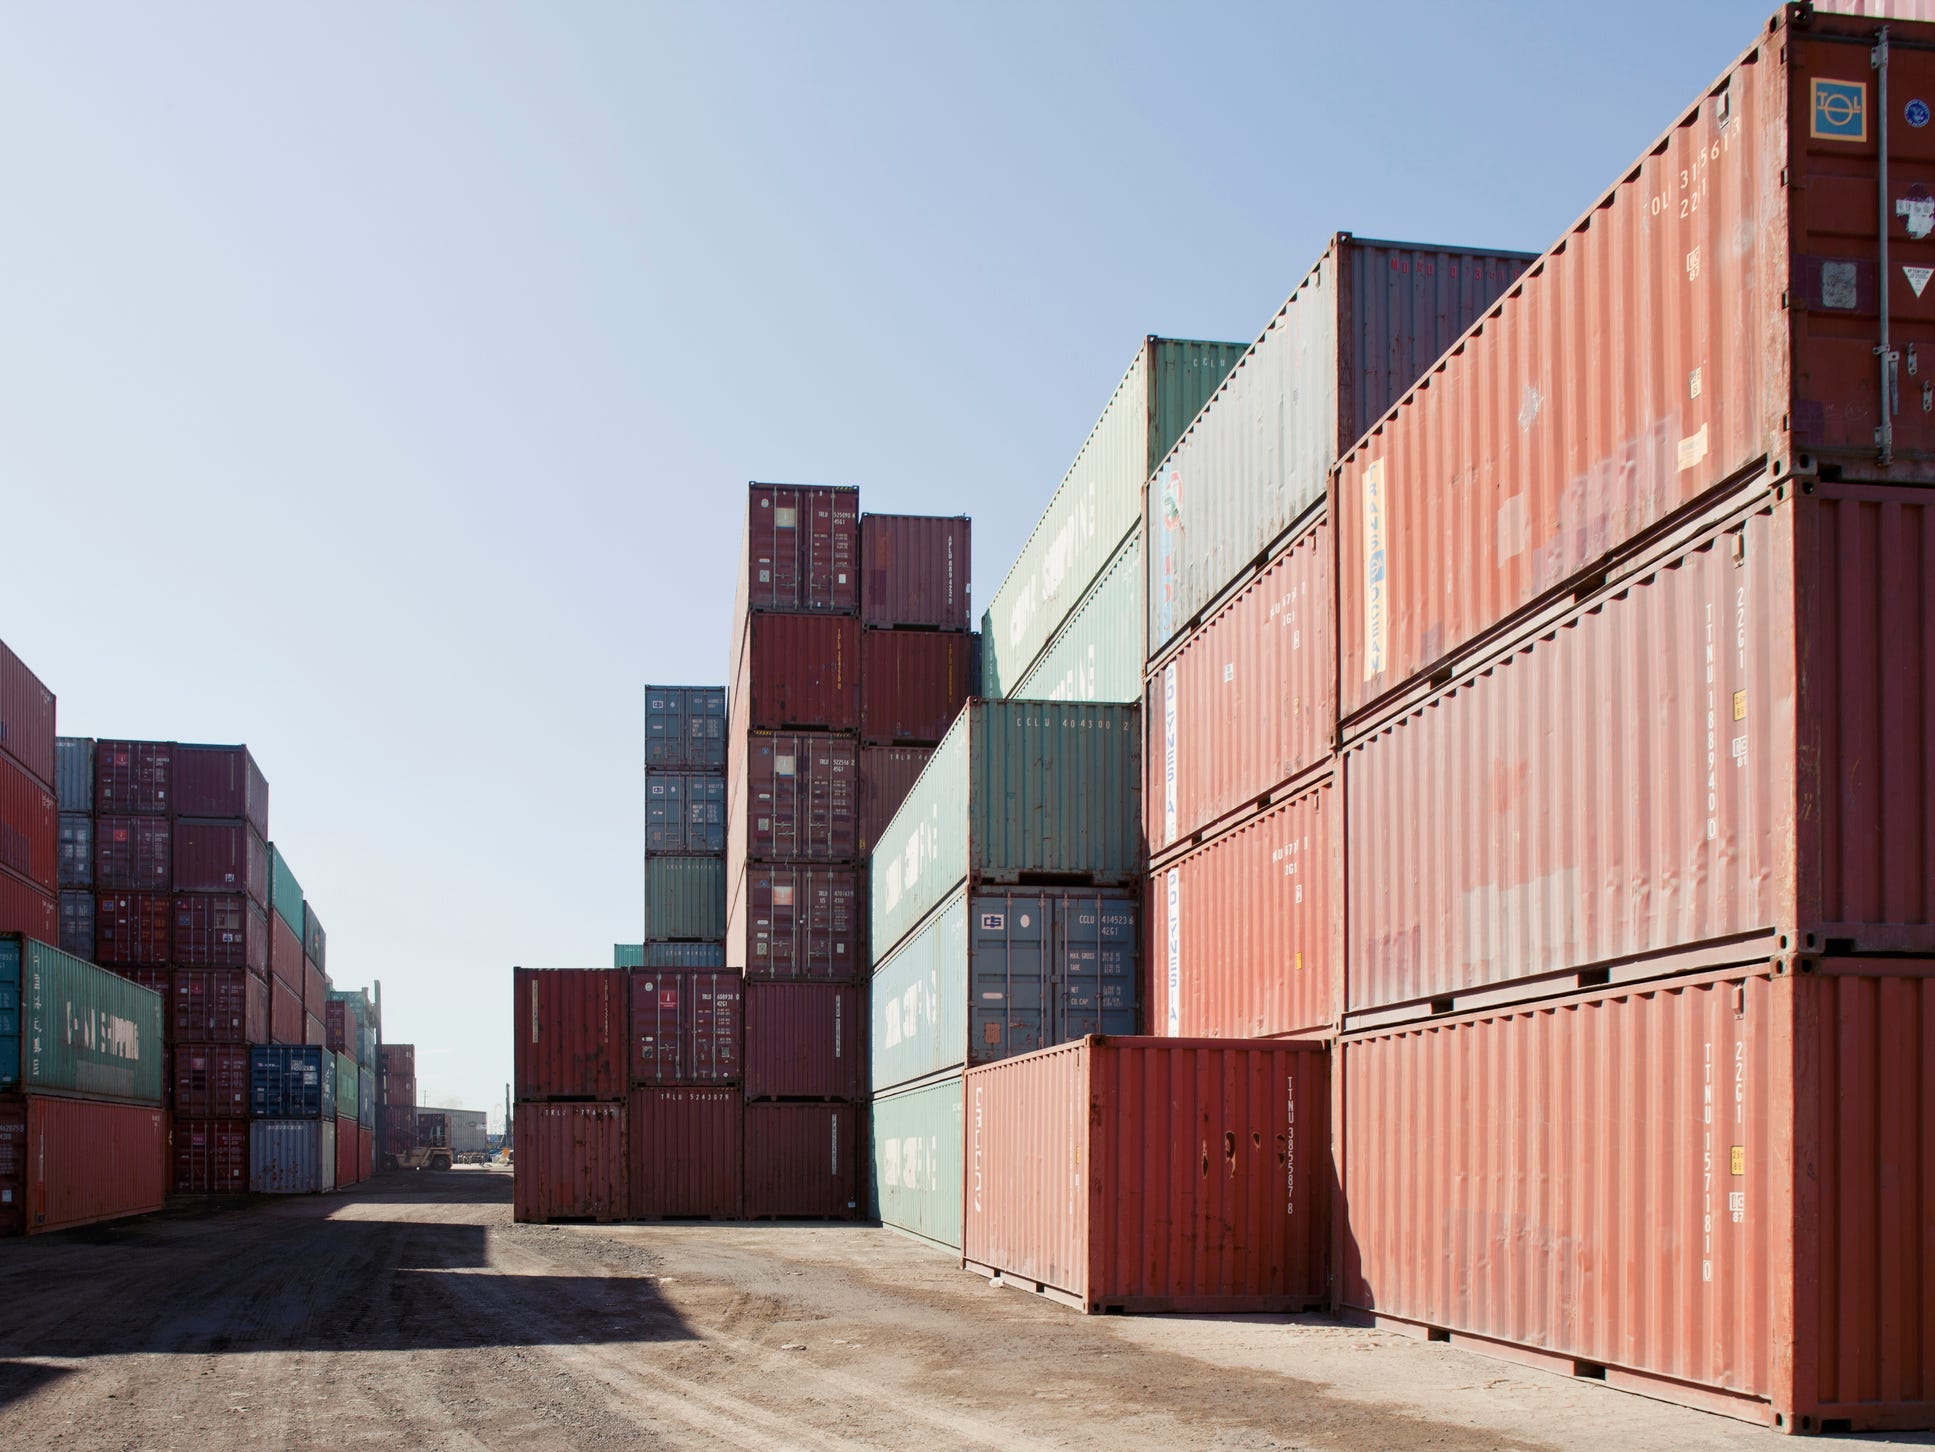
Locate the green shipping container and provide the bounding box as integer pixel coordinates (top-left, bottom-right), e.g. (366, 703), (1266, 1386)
(870, 1075), (964, 1251)
(0, 934), (163, 1105)
(268, 843), (304, 937)
(869, 894), (967, 1092)
(980, 337), (1244, 698)
(870, 700), (1141, 961)
(1011, 530), (1144, 704)
(333, 1051), (358, 1120)
(643, 856), (726, 942)
(613, 943), (645, 968)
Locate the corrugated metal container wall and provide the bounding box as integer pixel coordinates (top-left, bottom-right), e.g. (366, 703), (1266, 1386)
(636, 941), (727, 968)
(858, 746), (933, 858)
(171, 817), (270, 908)
(57, 891), (92, 961)
(870, 1074), (964, 1250)
(94, 740), (170, 815)
(729, 865), (861, 981)
(270, 910), (303, 992)
(0, 641), (56, 791)
(0, 872), (55, 944)
(860, 514), (972, 630)
(172, 745), (269, 836)
(513, 968), (627, 1102)
(358, 1066), (374, 1127)
(1339, 962), (1935, 1433)
(54, 737), (93, 813)
(1, 936), (164, 1104)
(172, 893), (268, 973)
(870, 701), (1142, 962)
(643, 685), (728, 771)
(93, 814), (170, 892)
(249, 1045), (332, 1118)
(267, 843), (303, 936)
(302, 902), (325, 970)
(1149, 777), (1338, 1040)
(734, 482), (861, 623)
(728, 732), (859, 866)
(1012, 530), (1143, 704)
(743, 1101), (858, 1220)
(304, 1013), (324, 1048)
(303, 955), (327, 1020)
(57, 813), (91, 889)
(981, 338), (1245, 697)
(0, 1096), (166, 1235)
(513, 1101), (628, 1223)
(629, 1087), (742, 1218)
(731, 613), (861, 733)
(249, 1118), (336, 1194)
(964, 1038), (1328, 1313)
(359, 1126), (372, 1181)
(94, 891), (170, 966)
(870, 893), (967, 1092)
(613, 943), (645, 968)
(0, 756), (55, 891)
(333, 1051), (357, 1120)
(335, 1112), (357, 1188)
(1148, 516), (1332, 855)
(642, 856), (727, 942)
(173, 1043), (249, 1118)
(1336, 15), (1935, 722)
(860, 629), (973, 746)
(173, 969), (268, 1045)
(743, 981), (860, 1100)
(272, 977), (302, 1046)
(644, 772), (727, 855)
(172, 1117), (248, 1194)
(1150, 236), (1529, 658)
(627, 968), (742, 1086)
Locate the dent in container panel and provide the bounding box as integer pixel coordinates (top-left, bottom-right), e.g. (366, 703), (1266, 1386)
(860, 514), (972, 630)
(0, 754), (55, 891)
(94, 740), (170, 815)
(728, 864), (861, 982)
(743, 1101), (858, 1220)
(94, 815), (170, 892)
(628, 1087), (742, 1219)
(859, 628), (973, 745)
(643, 685), (728, 771)
(512, 1101), (628, 1223)
(171, 745), (269, 836)
(0, 640), (56, 791)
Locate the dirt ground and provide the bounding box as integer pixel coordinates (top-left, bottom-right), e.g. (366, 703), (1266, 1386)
(0, 1169), (1926, 1451)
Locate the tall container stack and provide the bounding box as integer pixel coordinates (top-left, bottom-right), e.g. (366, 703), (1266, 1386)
(325, 987), (378, 1188)
(379, 1042), (416, 1167)
(512, 966), (628, 1222)
(0, 641), (57, 947)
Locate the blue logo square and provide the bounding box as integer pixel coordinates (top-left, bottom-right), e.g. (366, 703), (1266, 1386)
(1813, 79), (1868, 142)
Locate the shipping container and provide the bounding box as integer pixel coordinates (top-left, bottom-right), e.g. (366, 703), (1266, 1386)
(965, 1036), (1327, 1314)
(94, 740), (170, 815)
(172, 1116), (248, 1194)
(858, 746), (933, 858)
(267, 842), (302, 935)
(627, 968), (741, 1086)
(643, 685), (728, 771)
(302, 901), (325, 970)
(57, 890), (92, 961)
(628, 1087), (743, 1218)
(249, 1117), (336, 1194)
(631, 941), (727, 969)
(172, 968), (268, 1045)
(358, 1066), (374, 1128)
(0, 641), (56, 792)
(643, 771), (727, 855)
(1148, 778), (1338, 1041)
(172, 744), (269, 836)
(326, 990), (377, 1065)
(860, 514), (972, 630)
(0, 753), (55, 891)
(335, 1111), (357, 1188)
(269, 909), (303, 992)
(870, 1073), (963, 1250)
(982, 338), (1246, 696)
(1339, 959), (1935, 1433)
(732, 483), (861, 634)
(0, 1095), (166, 1235)
(731, 612), (861, 735)
(173, 817), (268, 904)
(171, 892), (268, 973)
(93, 814), (171, 892)
(870, 701), (1141, 962)
(513, 1101), (627, 1223)
(859, 629), (973, 746)
(642, 856), (727, 942)
(743, 981), (860, 1101)
(272, 976), (302, 1046)
(333, 1051), (357, 1121)
(359, 1124), (372, 1181)
(1148, 515), (1333, 854)
(869, 887), (1137, 1094)
(0, 869), (55, 943)
(173, 1043), (249, 1118)
(1012, 530), (1143, 705)
(95, 890), (170, 966)
(304, 1012), (325, 1048)
(53, 737), (93, 814)
(303, 954), (328, 1020)
(56, 813), (91, 890)
(1337, 11), (1935, 725)
(728, 864), (861, 982)
(0, 935), (164, 1104)
(613, 942), (644, 968)
(381, 1043), (416, 1078)
(249, 1045), (334, 1119)
(727, 731), (859, 866)
(743, 1101), (858, 1220)
(513, 967), (627, 1101)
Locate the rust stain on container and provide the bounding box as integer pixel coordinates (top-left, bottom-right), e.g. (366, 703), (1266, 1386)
(629, 1087), (743, 1219)
(513, 1101), (628, 1223)
(513, 968), (627, 1102)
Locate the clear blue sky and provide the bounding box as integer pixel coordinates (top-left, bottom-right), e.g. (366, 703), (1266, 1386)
(0, 2), (1785, 1123)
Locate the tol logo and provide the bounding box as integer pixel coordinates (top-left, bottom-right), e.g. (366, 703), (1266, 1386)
(1811, 79), (1868, 142)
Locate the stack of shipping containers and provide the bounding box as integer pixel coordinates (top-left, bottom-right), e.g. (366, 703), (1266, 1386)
(0, 644), (57, 945)
(513, 966), (627, 1222)
(379, 1042), (416, 1167)
(247, 1044), (337, 1194)
(325, 988), (378, 1188)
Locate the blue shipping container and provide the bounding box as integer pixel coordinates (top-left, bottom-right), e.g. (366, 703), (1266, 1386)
(250, 1045), (334, 1119)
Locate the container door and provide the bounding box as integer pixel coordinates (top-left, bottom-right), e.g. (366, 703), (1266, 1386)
(1057, 893), (1139, 1042)
(968, 893), (1049, 1064)
(0, 940), (19, 1088)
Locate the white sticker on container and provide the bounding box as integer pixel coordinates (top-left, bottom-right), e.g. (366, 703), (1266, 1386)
(1361, 460), (1387, 680)
(1677, 424), (1710, 472)
(1908, 265), (1934, 298)
(774, 506), (797, 528)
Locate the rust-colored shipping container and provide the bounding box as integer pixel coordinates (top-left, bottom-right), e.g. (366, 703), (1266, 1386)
(0, 868), (54, 943)
(382, 1044), (416, 1078)
(171, 892), (268, 974)
(303, 954), (327, 1019)
(735, 482), (860, 618)
(172, 1116), (248, 1194)
(965, 1036), (1328, 1313)
(335, 1111), (358, 1188)
(95, 891), (171, 966)
(626, 968), (742, 1086)
(173, 968), (269, 1045)
(860, 513), (972, 630)
(0, 1094), (167, 1235)
(93, 814), (170, 893)
(860, 629), (974, 745)
(513, 967), (627, 1102)
(1148, 516), (1333, 857)
(0, 639), (56, 791)
(304, 1012), (325, 1047)
(727, 864), (862, 982)
(1148, 776), (1338, 1041)
(171, 744), (269, 837)
(743, 1101), (858, 1220)
(1339, 959), (1935, 1433)
(172, 818), (268, 905)
(628, 1087), (743, 1218)
(1337, 6), (1935, 725)
(743, 981), (861, 1101)
(94, 740), (170, 815)
(0, 753), (55, 891)
(359, 1124), (373, 1182)
(727, 732), (859, 867)
(268, 908), (303, 993)
(270, 976), (303, 1046)
(731, 613), (861, 733)
(513, 1101), (627, 1223)
(859, 745), (933, 857)
(173, 1043), (249, 1117)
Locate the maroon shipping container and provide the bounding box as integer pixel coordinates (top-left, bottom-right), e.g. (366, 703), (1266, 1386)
(0, 639), (56, 791)
(626, 968), (742, 1086)
(93, 814), (171, 892)
(95, 891), (171, 966)
(743, 1101), (858, 1220)
(965, 1037), (1327, 1314)
(304, 1013), (325, 1047)
(513, 1101), (627, 1223)
(0, 868), (55, 943)
(0, 752), (56, 891)
(858, 746), (933, 857)
(860, 513), (972, 630)
(381, 1044), (416, 1077)
(736, 482), (861, 618)
(335, 1112), (358, 1188)
(271, 976), (302, 1045)
(173, 968), (269, 1045)
(172, 1117), (248, 1194)
(119, 965), (171, 1001)
(303, 954), (327, 1018)
(731, 612), (861, 733)
(727, 865), (861, 982)
(172, 1043), (250, 1117)
(1148, 515), (1333, 858)
(0, 1096), (165, 1235)
(727, 732), (859, 866)
(359, 1125), (372, 1182)
(94, 740), (171, 815)
(269, 908), (303, 992)
(171, 818), (267, 904)
(628, 1087), (743, 1219)
(860, 629), (973, 746)
(513, 968), (627, 1102)
(171, 893), (268, 973)
(170, 744), (268, 837)
(743, 981), (861, 1101)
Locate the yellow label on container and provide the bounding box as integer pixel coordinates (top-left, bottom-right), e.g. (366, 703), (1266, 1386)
(1730, 1146), (1745, 1176)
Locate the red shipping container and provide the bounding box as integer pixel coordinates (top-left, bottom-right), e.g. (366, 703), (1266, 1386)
(359, 1125), (373, 1182)
(626, 968), (742, 1086)
(95, 891), (172, 966)
(743, 981), (861, 1101)
(271, 976), (302, 1045)
(173, 1043), (250, 1117)
(965, 1036), (1327, 1314)
(727, 865), (861, 982)
(727, 732), (858, 866)
(0, 753), (55, 891)
(172, 818), (267, 904)
(269, 909), (303, 992)
(335, 1112), (358, 1188)
(731, 612), (861, 733)
(513, 967), (627, 1101)
(1148, 776), (1338, 1041)
(381, 1044), (416, 1077)
(94, 740), (171, 815)
(0, 1096), (166, 1235)
(171, 893), (268, 973)
(172, 1116), (248, 1194)
(860, 629), (973, 745)
(119, 965), (171, 1000)
(303, 954), (328, 1018)
(1337, 9), (1935, 725)
(628, 1087), (743, 1219)
(735, 482), (860, 619)
(513, 1101), (627, 1223)
(1148, 516), (1332, 857)
(173, 968), (269, 1045)
(93, 814), (171, 892)
(859, 745), (933, 856)
(170, 743), (268, 837)
(743, 1101), (857, 1220)
(304, 1013), (325, 1047)
(861, 513), (972, 630)
(0, 638), (56, 791)
(0, 868), (55, 943)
